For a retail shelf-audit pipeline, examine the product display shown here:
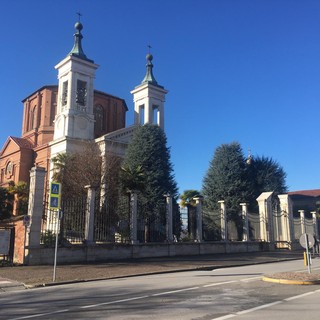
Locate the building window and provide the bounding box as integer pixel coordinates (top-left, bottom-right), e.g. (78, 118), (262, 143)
(62, 81), (68, 106)
(5, 161), (13, 179)
(153, 105), (159, 125)
(139, 105), (145, 125)
(76, 80), (87, 107)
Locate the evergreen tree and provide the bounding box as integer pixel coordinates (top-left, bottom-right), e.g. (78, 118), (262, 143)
(202, 142), (251, 239)
(251, 155), (287, 194)
(121, 124), (179, 241)
(202, 142), (288, 239)
(247, 155), (287, 210)
(202, 142), (250, 213)
(122, 124), (178, 200)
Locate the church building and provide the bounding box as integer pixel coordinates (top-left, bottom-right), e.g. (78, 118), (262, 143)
(0, 19), (168, 208)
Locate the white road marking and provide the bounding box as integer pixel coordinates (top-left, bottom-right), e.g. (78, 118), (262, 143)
(152, 286), (200, 296)
(203, 280), (237, 287)
(212, 314), (236, 320)
(237, 301), (282, 314)
(284, 291), (314, 301)
(10, 309), (69, 320)
(80, 295), (149, 309)
(211, 288), (320, 320)
(240, 276), (262, 282)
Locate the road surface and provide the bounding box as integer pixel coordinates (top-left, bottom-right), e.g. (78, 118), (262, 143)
(1, 259), (319, 320)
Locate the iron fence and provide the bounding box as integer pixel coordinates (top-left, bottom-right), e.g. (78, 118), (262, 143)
(60, 196), (86, 243)
(248, 212), (260, 240)
(202, 209), (221, 241)
(94, 194), (130, 243)
(137, 198), (167, 243)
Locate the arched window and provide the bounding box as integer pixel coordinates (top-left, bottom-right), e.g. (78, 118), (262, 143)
(5, 161), (13, 178)
(94, 104), (105, 137)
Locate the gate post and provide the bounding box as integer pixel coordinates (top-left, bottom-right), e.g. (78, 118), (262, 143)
(240, 203), (249, 241)
(218, 200), (227, 241)
(194, 196), (203, 242)
(299, 210), (306, 235)
(130, 191), (138, 244)
(312, 211), (319, 239)
(165, 194), (173, 242)
(26, 167), (46, 251)
(278, 194), (294, 246)
(84, 185), (97, 243)
(257, 192), (273, 242)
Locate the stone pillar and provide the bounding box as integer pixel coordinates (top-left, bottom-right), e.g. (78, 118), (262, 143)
(84, 185), (97, 243)
(27, 167), (46, 248)
(299, 210), (306, 235)
(130, 192), (138, 244)
(311, 211), (318, 239)
(194, 197), (203, 242)
(240, 203), (249, 241)
(257, 192), (273, 242)
(218, 200), (227, 241)
(165, 195), (173, 242)
(278, 194), (294, 243)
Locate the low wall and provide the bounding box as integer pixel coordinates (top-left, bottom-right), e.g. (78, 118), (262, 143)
(26, 241), (262, 265)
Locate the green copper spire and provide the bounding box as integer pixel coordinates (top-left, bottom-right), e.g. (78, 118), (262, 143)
(141, 53), (158, 85)
(69, 21), (93, 63)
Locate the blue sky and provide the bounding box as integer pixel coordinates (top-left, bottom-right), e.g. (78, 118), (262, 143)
(1, 0), (320, 195)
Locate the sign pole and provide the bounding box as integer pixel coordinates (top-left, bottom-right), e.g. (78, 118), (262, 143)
(305, 233), (311, 274)
(49, 181), (62, 283)
(53, 210), (61, 282)
(299, 232), (314, 274)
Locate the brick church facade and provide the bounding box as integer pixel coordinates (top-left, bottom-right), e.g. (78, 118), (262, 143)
(0, 19), (167, 208)
(0, 86), (127, 189)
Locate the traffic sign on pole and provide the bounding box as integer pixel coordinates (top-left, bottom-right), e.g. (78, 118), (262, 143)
(49, 182), (61, 210)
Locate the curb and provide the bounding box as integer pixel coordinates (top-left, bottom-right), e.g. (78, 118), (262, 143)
(262, 276), (320, 285)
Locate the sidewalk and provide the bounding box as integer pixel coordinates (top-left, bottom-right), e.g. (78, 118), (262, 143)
(0, 250), (306, 291)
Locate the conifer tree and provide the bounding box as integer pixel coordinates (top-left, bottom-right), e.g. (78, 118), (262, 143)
(202, 142), (250, 213)
(121, 124), (179, 241)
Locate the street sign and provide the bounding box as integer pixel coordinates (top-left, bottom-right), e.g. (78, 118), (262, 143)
(49, 182), (61, 210)
(299, 233), (315, 249)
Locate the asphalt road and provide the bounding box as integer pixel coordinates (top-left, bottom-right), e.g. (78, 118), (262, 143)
(1, 259), (320, 320)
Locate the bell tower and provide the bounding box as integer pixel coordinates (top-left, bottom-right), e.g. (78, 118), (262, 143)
(51, 19), (98, 156)
(131, 52), (168, 130)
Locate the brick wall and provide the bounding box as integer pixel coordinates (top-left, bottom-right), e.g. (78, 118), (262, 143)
(13, 219), (26, 264)
(0, 216), (26, 264)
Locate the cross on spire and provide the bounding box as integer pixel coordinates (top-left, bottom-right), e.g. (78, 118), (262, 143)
(147, 45), (152, 54)
(77, 12), (82, 22)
